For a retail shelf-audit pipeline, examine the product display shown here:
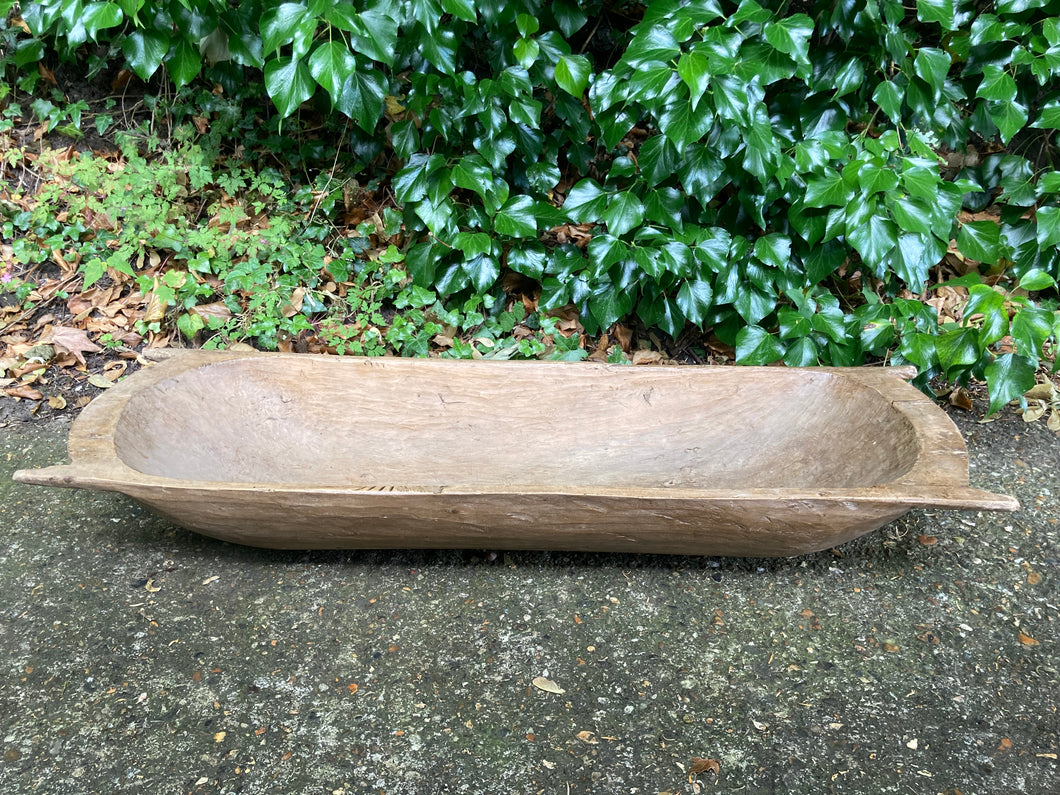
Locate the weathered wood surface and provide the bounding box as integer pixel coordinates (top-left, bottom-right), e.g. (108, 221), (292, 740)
(13, 351), (1018, 556)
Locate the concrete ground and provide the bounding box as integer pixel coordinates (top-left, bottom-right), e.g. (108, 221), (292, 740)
(0, 405), (1057, 794)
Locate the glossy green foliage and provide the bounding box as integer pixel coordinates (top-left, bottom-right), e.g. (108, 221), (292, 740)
(14, 0), (1060, 408)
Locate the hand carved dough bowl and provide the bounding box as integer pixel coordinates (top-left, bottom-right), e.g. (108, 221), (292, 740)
(14, 351), (1018, 557)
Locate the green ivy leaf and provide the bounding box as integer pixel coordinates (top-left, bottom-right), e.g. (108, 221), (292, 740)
(900, 159), (942, 202)
(847, 213), (898, 271)
(589, 284), (634, 330)
(122, 30), (169, 81)
(965, 284), (1009, 346)
(892, 197), (935, 237)
(985, 353), (1037, 415)
(516, 13), (539, 37)
(463, 254), (500, 294)
(712, 75), (751, 125)
(454, 231), (493, 258)
(914, 48), (951, 100)
(440, 0), (476, 23)
(637, 292), (685, 338)
(1032, 100), (1060, 130)
(805, 172), (852, 208)
(166, 37), (203, 89)
(552, 0), (588, 37)
(638, 135), (679, 188)
(351, 8), (400, 64)
(735, 325), (785, 365)
(336, 68), (387, 132)
(493, 195), (538, 238)
(588, 235), (628, 275)
(261, 3), (317, 59)
(604, 192), (646, 237)
(857, 163), (901, 195)
(308, 41), (356, 101)
(916, 0), (957, 30)
(394, 153), (446, 204)
(452, 155), (494, 199)
(82, 2), (123, 41)
(658, 100), (712, 149)
(957, 220), (1001, 264)
(508, 242), (547, 280)
(422, 26), (458, 74)
(621, 25), (680, 68)
(889, 233), (938, 292)
(753, 234), (791, 271)
(1036, 206), (1060, 249)
(872, 81), (903, 123)
(564, 179), (607, 224)
(763, 14), (813, 65)
(555, 54), (591, 97)
(644, 188), (685, 230)
(514, 37), (540, 68)
(1018, 268), (1056, 291)
(977, 64), (1018, 102)
(988, 100), (1029, 144)
(783, 336), (818, 367)
(936, 326), (980, 372)
(677, 51), (710, 109)
(676, 279), (713, 326)
(405, 241), (438, 287)
(1010, 306), (1055, 357)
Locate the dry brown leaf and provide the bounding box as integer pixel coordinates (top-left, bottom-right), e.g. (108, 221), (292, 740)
(532, 676), (565, 695)
(280, 287), (306, 318)
(46, 326), (101, 365)
(575, 731), (598, 744)
(1024, 383), (1057, 401)
(1022, 401), (1047, 423)
(4, 385), (43, 400)
(189, 302), (234, 323)
(87, 374), (114, 389)
(632, 350), (663, 365)
(1018, 631), (1039, 646)
(948, 387), (973, 411)
(688, 757), (720, 776)
(1027, 571), (1042, 585)
(917, 535), (939, 546)
(143, 282), (168, 323)
(1048, 409), (1060, 433)
(47, 395), (67, 410)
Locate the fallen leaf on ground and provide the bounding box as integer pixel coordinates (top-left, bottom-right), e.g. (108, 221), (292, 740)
(190, 302), (234, 322)
(688, 757), (720, 776)
(88, 374), (114, 389)
(1018, 632), (1039, 646)
(949, 387), (973, 411)
(1022, 401), (1047, 423)
(47, 395), (66, 410)
(45, 326), (101, 365)
(576, 730), (598, 744)
(633, 349), (663, 365)
(1024, 383), (1056, 401)
(917, 535), (938, 546)
(5, 385), (43, 400)
(532, 676), (565, 694)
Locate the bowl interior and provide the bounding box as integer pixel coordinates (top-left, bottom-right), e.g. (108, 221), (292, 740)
(112, 359), (920, 491)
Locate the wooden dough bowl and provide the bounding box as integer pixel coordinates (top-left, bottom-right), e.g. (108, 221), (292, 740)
(14, 351), (1018, 557)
